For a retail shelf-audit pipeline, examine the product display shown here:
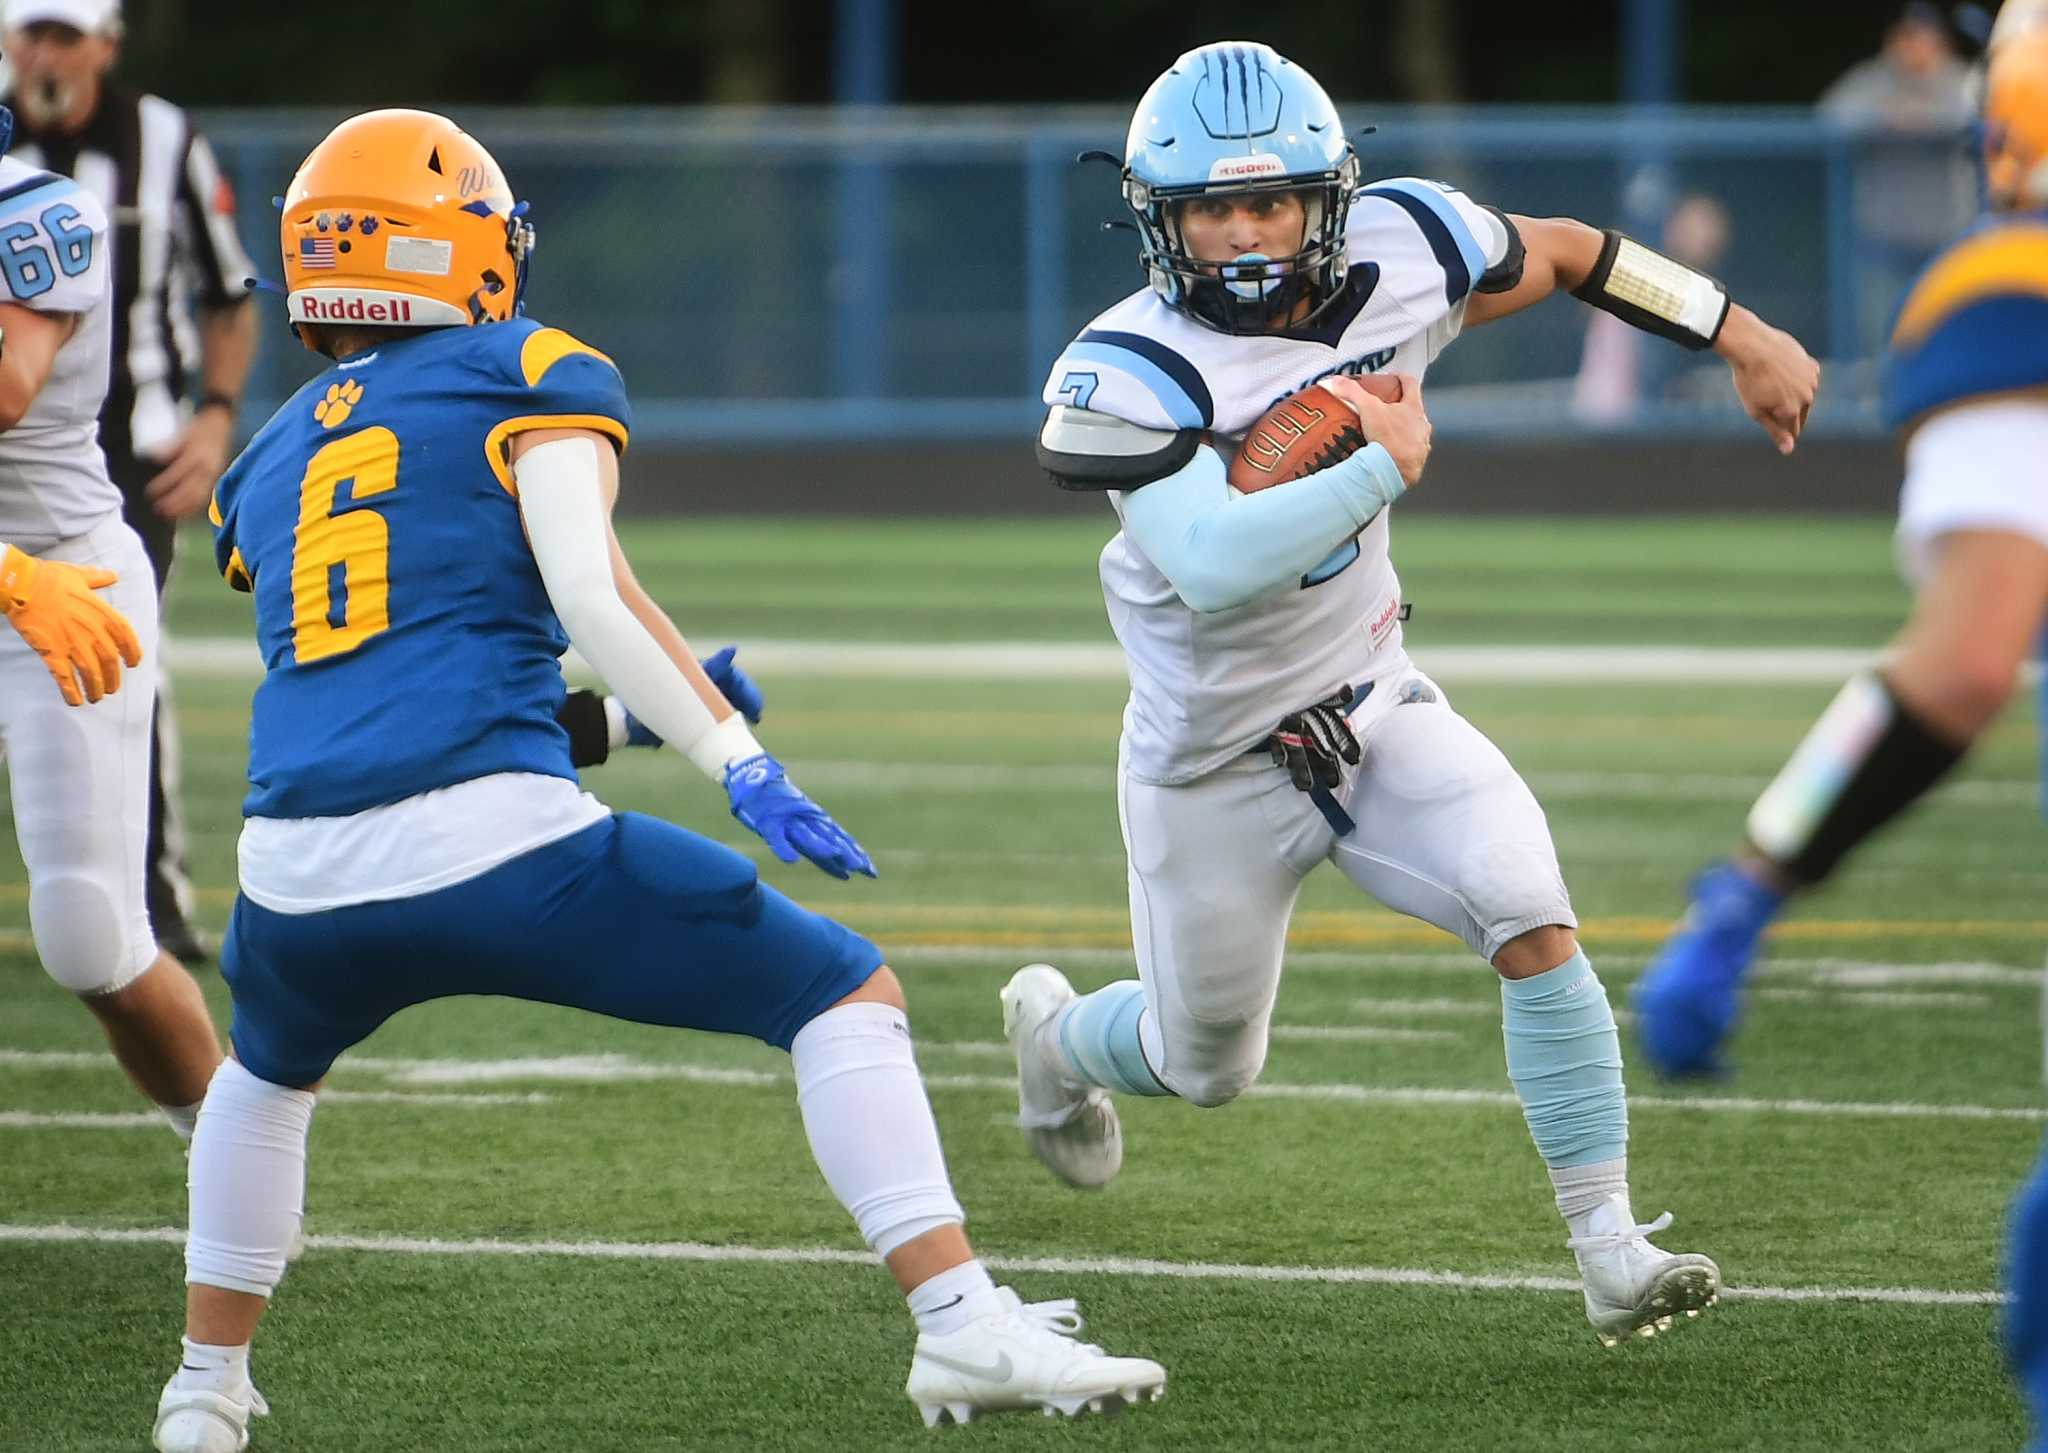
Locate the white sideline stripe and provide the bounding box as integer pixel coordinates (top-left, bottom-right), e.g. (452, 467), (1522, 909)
(1268, 1025), (1461, 1043)
(320, 1090), (555, 1107)
(0, 1093), (554, 1128)
(0, 1111), (164, 1129)
(0, 1222), (2002, 1307)
(1355, 997), (1501, 1017)
(1754, 988), (1995, 1010)
(1812, 962), (2043, 988)
(355, 1053), (2048, 1123)
(886, 946), (2046, 988)
(925, 1026), (1460, 1052)
(5, 1047), (2040, 1122)
(167, 638), (1894, 685)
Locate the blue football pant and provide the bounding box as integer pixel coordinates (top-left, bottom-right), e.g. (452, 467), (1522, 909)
(221, 812), (885, 1088)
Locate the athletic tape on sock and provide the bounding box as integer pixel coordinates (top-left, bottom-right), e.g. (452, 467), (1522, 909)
(1501, 952), (1629, 1169)
(1056, 980), (1172, 1098)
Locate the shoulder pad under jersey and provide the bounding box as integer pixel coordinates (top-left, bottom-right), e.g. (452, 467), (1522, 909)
(0, 169), (107, 312)
(1350, 177), (1502, 307)
(1037, 405), (1203, 491)
(1883, 219), (2048, 429)
(1042, 316), (1216, 433)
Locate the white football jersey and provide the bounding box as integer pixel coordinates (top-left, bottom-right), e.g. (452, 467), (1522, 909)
(0, 155), (117, 552)
(1043, 177), (1509, 784)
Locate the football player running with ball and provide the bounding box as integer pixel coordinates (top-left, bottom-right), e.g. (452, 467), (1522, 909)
(1012, 41), (1818, 1346)
(150, 110), (1162, 1453)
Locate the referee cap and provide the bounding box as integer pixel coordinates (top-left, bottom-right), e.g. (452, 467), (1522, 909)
(2, 0), (119, 34)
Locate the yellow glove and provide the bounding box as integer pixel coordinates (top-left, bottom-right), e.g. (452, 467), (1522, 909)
(0, 543), (144, 706)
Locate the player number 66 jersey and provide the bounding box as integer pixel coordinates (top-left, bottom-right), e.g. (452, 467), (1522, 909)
(1042, 178), (1510, 784)
(0, 154), (117, 553)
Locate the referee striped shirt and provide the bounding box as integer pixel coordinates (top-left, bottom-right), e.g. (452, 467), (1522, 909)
(6, 80), (253, 462)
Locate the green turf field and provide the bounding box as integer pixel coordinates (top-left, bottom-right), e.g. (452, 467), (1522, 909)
(4, 515), (2041, 1451)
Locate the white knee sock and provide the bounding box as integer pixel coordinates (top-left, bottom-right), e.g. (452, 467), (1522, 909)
(790, 1001), (966, 1258)
(185, 1058), (316, 1298)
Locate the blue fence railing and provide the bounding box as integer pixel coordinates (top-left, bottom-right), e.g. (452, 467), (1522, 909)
(198, 106), (1980, 445)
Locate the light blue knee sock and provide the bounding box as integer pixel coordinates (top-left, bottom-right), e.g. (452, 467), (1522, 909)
(1501, 950), (1628, 1168)
(1053, 980), (1172, 1098)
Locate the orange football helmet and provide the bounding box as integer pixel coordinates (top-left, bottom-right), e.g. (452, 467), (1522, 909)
(1984, 28), (2048, 209)
(280, 109), (533, 340)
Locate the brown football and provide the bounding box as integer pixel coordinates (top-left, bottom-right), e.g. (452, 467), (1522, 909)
(1227, 375), (1402, 493)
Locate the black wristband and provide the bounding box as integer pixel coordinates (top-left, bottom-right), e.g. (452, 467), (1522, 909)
(197, 390), (238, 416)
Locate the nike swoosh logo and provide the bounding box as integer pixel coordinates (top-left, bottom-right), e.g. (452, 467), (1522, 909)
(921, 1349), (1013, 1382)
(929, 1294), (965, 1312)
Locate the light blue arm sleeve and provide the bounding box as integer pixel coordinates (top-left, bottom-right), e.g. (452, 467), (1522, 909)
(1118, 442), (1407, 613)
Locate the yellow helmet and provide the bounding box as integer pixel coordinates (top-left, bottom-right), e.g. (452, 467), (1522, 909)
(1984, 28), (2048, 208)
(280, 109), (533, 338)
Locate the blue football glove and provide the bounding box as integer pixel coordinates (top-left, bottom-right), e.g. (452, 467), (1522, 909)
(622, 645), (764, 748)
(724, 753), (876, 880)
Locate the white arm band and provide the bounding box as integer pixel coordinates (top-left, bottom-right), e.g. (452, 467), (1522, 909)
(1570, 230), (1730, 350)
(515, 437), (761, 779)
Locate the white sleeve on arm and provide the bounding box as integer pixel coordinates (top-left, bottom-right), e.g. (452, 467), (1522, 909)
(515, 437), (761, 779)
(1117, 441), (1407, 612)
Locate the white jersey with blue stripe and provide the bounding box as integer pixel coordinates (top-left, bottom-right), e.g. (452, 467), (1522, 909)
(0, 155), (118, 552)
(1044, 177), (1507, 784)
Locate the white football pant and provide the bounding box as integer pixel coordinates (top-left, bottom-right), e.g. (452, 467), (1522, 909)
(0, 514), (160, 994)
(1118, 661), (1575, 1107)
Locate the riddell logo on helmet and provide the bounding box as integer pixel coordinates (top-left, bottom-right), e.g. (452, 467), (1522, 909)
(1208, 154), (1287, 181)
(296, 294), (416, 323)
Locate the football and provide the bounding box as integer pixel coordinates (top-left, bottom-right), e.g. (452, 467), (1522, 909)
(1227, 375), (1403, 493)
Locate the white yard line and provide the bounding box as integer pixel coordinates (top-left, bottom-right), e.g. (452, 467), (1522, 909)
(0, 1111), (166, 1129)
(168, 638), (1903, 685)
(1754, 988), (1996, 1010)
(5, 1046), (2039, 1122)
(0, 1222), (2001, 1307)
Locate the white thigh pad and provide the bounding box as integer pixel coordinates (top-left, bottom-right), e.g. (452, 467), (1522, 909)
(1331, 678), (1574, 960)
(0, 518), (158, 993)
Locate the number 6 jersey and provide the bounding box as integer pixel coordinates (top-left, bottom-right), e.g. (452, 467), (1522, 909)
(0, 155), (117, 553)
(209, 316), (630, 819)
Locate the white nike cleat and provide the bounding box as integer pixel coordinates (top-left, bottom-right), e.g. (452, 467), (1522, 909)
(153, 1378), (270, 1453)
(906, 1287), (1165, 1427)
(999, 964), (1122, 1189)
(1567, 1193), (1721, 1347)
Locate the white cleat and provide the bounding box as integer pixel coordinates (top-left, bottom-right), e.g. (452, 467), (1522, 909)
(906, 1287), (1165, 1427)
(1567, 1194), (1721, 1347)
(153, 1379), (270, 1453)
(1000, 964), (1123, 1190)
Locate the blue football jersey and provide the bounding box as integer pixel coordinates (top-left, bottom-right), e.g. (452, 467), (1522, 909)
(211, 317), (631, 819)
(1882, 212), (2048, 430)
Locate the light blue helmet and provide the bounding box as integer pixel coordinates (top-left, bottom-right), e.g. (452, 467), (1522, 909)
(1121, 42), (1361, 334)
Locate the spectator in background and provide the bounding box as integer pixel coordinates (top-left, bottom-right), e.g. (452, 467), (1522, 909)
(1573, 192), (1733, 424)
(1, 0), (257, 962)
(1819, 3), (1978, 354)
